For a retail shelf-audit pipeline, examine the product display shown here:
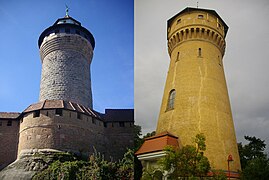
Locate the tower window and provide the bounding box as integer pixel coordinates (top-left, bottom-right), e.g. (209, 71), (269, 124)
(167, 89), (176, 110)
(92, 118), (96, 124)
(177, 19), (181, 24)
(198, 15), (204, 19)
(7, 120), (12, 126)
(33, 110), (40, 118)
(218, 55), (222, 66)
(176, 52), (180, 62)
(119, 122), (125, 127)
(0, 121), (2, 126)
(77, 113), (82, 120)
(104, 122), (107, 128)
(65, 28), (70, 33)
(55, 109), (63, 116)
(198, 48), (202, 57)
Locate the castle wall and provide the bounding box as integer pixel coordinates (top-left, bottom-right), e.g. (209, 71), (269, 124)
(18, 109), (105, 158)
(39, 34), (93, 108)
(104, 121), (134, 160)
(0, 119), (19, 169)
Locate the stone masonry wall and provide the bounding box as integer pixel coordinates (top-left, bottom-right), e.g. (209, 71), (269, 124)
(18, 110), (105, 158)
(104, 122), (134, 160)
(0, 119), (19, 169)
(39, 34), (93, 108)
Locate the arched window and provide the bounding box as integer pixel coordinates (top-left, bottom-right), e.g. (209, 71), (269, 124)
(167, 89), (176, 110)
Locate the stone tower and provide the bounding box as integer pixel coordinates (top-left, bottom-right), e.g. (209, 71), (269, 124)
(38, 15), (95, 108)
(156, 7), (241, 173)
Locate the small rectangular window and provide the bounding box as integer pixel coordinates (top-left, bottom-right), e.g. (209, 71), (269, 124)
(33, 110), (40, 118)
(0, 121), (2, 126)
(104, 122), (107, 128)
(198, 15), (204, 19)
(7, 120), (12, 126)
(92, 118), (96, 124)
(55, 109), (63, 116)
(119, 122), (125, 127)
(77, 113), (82, 120)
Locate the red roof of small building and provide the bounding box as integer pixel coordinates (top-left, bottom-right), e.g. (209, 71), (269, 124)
(135, 131), (180, 155)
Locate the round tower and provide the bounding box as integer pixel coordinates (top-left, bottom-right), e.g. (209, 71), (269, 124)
(156, 8), (241, 174)
(38, 15), (95, 108)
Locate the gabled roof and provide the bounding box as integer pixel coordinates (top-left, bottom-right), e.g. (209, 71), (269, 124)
(135, 131), (180, 155)
(168, 7), (229, 37)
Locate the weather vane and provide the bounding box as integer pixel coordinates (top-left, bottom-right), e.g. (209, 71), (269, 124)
(65, 4), (69, 16)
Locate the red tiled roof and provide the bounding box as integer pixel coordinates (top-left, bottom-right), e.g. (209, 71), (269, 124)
(0, 112), (20, 119)
(23, 100), (102, 120)
(135, 131), (180, 155)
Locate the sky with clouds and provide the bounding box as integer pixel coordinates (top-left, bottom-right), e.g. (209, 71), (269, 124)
(135, 0), (269, 152)
(0, 0), (134, 113)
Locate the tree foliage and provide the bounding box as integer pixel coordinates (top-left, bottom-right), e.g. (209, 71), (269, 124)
(158, 133), (210, 179)
(33, 149), (134, 180)
(134, 124), (156, 180)
(238, 135), (269, 180)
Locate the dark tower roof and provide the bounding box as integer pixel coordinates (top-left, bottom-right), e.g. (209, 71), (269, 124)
(38, 16), (95, 49)
(167, 7), (229, 37)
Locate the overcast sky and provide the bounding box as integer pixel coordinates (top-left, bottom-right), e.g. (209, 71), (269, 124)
(0, 0), (133, 113)
(135, 0), (269, 152)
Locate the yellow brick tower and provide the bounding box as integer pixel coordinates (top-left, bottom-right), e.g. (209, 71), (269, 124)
(156, 7), (241, 173)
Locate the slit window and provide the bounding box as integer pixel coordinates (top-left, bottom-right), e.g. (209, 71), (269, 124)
(177, 19), (181, 24)
(198, 48), (202, 57)
(77, 113), (82, 120)
(55, 109), (63, 116)
(176, 52), (180, 61)
(33, 110), (40, 118)
(92, 118), (96, 124)
(7, 120), (12, 126)
(0, 121), (2, 126)
(119, 122), (125, 127)
(167, 89), (176, 110)
(104, 122), (107, 128)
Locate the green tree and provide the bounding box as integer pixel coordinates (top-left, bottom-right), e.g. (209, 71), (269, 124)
(238, 136), (269, 180)
(134, 125), (156, 180)
(159, 133), (210, 179)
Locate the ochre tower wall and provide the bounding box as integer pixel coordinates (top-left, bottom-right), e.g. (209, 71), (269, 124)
(156, 9), (241, 172)
(39, 34), (93, 108)
(18, 109), (105, 158)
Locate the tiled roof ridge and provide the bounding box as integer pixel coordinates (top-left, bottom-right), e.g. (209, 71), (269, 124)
(145, 131), (178, 140)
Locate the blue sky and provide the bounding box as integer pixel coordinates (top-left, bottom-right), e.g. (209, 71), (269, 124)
(0, 0), (134, 113)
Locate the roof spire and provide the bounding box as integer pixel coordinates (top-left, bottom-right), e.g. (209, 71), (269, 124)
(65, 4), (69, 17)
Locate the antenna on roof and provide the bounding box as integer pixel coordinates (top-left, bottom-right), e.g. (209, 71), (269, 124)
(197, 1), (199, 8)
(65, 4), (69, 17)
